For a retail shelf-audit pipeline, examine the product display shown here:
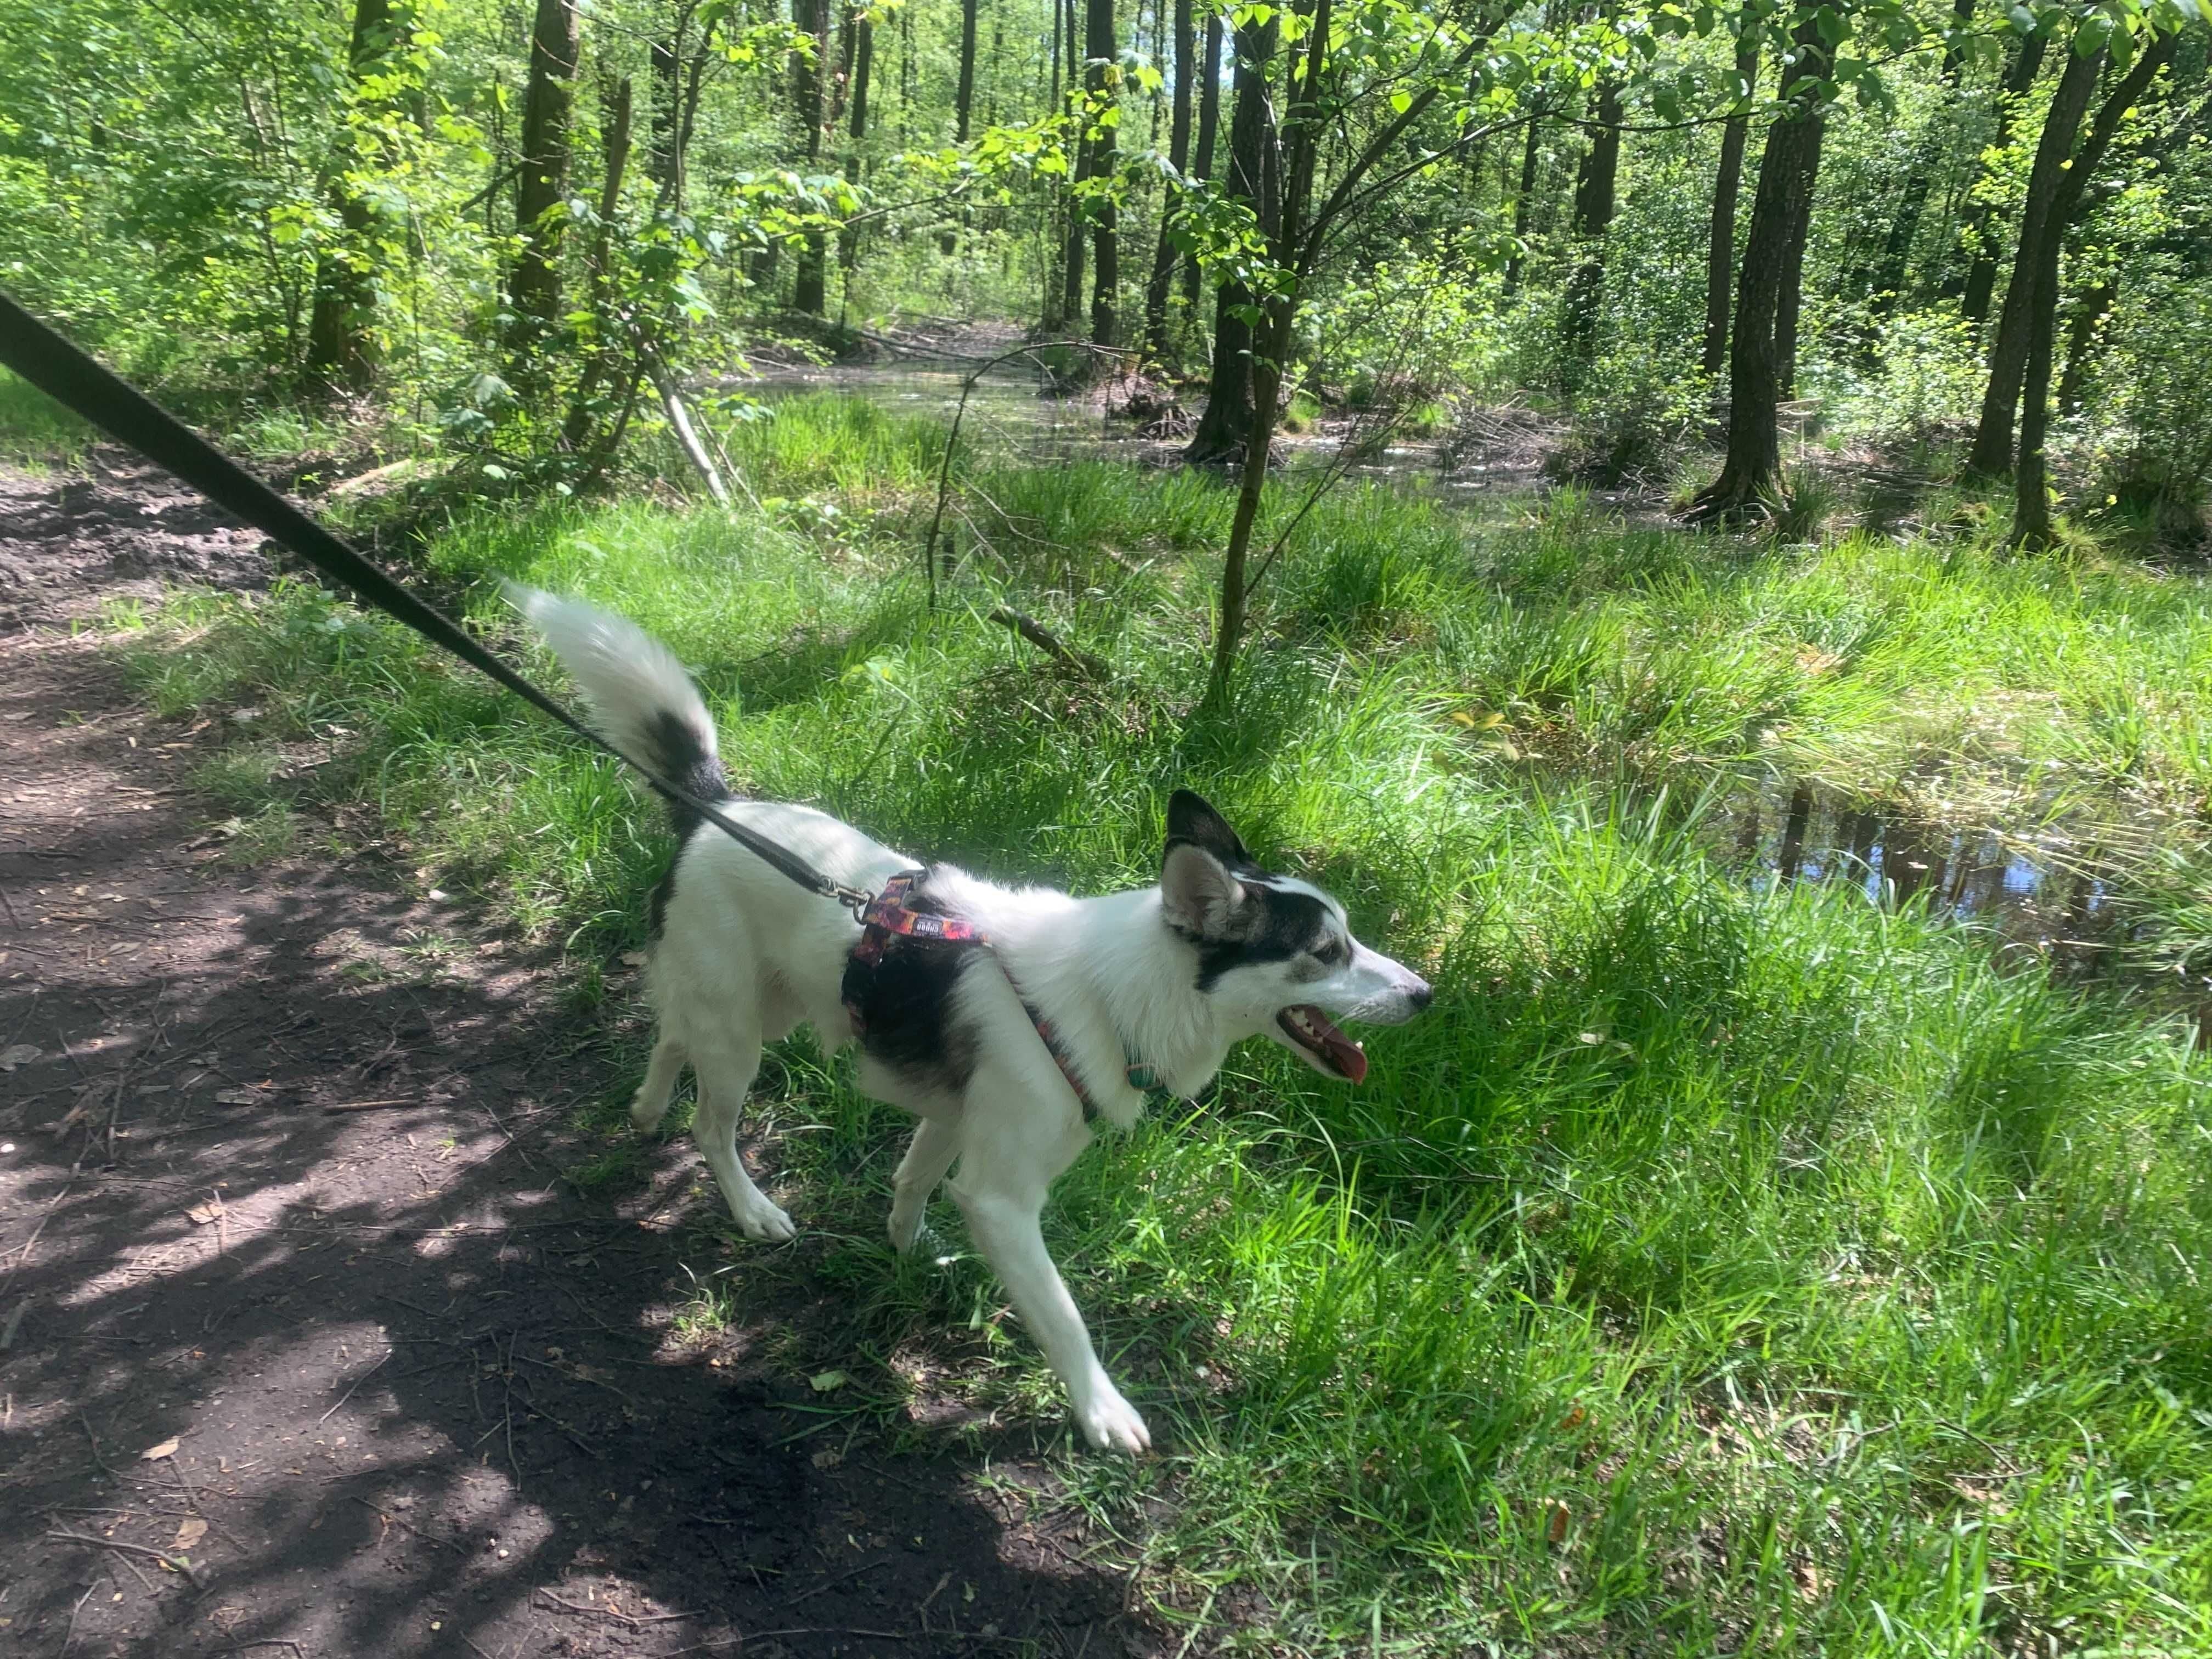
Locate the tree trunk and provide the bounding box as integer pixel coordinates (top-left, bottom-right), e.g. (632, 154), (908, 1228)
(307, 0), (403, 391)
(1558, 77), (1621, 388)
(1502, 113), (1542, 300)
(649, 36), (679, 195)
(1960, 33), (2049, 322)
(506, 0), (580, 365)
(955, 0), (979, 141)
(562, 74), (633, 452)
(1773, 126), (1816, 400)
(1700, 36), (1758, 375)
(2011, 33), (2174, 547)
(1184, 7), (1278, 462)
(1180, 10), (1223, 313)
(1686, 18), (1828, 524)
(839, 6), (872, 273)
(1141, 0), (1194, 360)
(792, 0), (830, 315)
(2056, 279), (2114, 416)
(1085, 0), (1119, 346)
(1869, 0), (1976, 315)
(1965, 40), (2103, 479)
(1059, 0), (1086, 329)
(1207, 0), (1327, 706)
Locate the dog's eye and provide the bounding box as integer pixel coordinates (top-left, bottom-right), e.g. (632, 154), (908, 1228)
(1314, 938), (1350, 968)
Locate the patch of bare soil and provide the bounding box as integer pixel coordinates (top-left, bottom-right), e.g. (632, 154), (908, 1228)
(0, 456), (1159, 1658)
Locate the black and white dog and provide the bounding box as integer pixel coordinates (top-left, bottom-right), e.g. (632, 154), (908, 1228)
(517, 590), (1432, 1452)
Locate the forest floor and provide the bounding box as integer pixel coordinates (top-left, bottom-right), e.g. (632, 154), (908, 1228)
(0, 454), (1162, 1659)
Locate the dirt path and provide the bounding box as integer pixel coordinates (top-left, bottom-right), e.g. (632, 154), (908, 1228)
(0, 456), (1152, 1658)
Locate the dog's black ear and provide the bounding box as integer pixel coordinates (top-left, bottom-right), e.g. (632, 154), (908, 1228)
(1161, 842), (1246, 939)
(1165, 789), (1251, 867)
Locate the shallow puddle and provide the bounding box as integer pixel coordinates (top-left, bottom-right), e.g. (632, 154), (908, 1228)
(1718, 778), (2120, 972)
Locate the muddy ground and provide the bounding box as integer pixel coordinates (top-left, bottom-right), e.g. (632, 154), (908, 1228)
(0, 454), (1163, 1658)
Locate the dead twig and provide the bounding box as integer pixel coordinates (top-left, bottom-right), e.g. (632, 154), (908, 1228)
(0, 1181), (72, 1297)
(986, 606), (1111, 680)
(536, 1588), (696, 1627)
(782, 1554), (889, 1607)
(316, 1350), (391, 1426)
(348, 1494), (464, 1552)
(47, 1528), (207, 1590)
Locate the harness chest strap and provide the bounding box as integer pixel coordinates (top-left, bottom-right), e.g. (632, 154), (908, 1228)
(842, 871), (1156, 1122)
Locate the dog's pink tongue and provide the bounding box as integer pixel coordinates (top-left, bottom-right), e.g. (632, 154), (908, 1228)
(1296, 1005), (1368, 1083)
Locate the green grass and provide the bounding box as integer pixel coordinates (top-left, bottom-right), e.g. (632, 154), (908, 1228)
(0, 367), (96, 465)
(98, 394), (2212, 1655)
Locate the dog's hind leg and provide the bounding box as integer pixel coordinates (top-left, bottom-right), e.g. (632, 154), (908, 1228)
(630, 1036), (687, 1133)
(888, 1118), (960, 1254)
(690, 1029), (795, 1243)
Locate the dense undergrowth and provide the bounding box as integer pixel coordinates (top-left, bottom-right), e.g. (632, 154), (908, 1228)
(97, 394), (2212, 1655)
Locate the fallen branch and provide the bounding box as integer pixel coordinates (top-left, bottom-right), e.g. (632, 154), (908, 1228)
(648, 361), (730, 506)
(986, 607), (1110, 680)
(47, 1527), (207, 1590)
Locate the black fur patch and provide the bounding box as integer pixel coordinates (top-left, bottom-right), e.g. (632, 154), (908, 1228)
(1192, 882), (1331, 992)
(840, 874), (982, 1091)
(644, 706), (731, 840)
(647, 854), (681, 940)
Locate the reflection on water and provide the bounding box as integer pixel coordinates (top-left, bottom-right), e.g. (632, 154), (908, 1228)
(1719, 779), (2118, 971)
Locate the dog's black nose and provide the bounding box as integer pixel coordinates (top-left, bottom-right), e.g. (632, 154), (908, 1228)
(1409, 980), (1434, 1012)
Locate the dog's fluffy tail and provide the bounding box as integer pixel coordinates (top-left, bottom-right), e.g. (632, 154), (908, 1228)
(507, 585), (730, 834)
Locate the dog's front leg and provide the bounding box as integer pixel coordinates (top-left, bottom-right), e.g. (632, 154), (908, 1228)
(949, 1136), (1150, 1455)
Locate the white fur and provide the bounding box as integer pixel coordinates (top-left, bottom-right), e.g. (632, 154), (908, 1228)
(518, 591), (1430, 1453)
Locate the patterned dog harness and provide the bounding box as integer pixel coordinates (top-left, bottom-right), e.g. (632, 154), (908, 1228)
(842, 869), (1156, 1122)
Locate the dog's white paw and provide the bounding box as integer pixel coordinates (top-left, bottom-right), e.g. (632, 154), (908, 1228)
(1075, 1386), (1152, 1455)
(732, 1198), (797, 1243)
(888, 1207), (928, 1255)
(630, 1093), (669, 1134)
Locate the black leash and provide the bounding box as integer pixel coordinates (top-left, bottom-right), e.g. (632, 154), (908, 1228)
(0, 288), (872, 913)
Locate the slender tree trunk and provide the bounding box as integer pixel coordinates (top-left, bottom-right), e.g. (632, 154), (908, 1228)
(1960, 34), (2049, 322)
(955, 0), (979, 140)
(308, 0), (403, 390)
(2011, 33), (2174, 547)
(1687, 18), (1829, 524)
(1179, 10), (1223, 313)
(1184, 7), (1278, 462)
(1208, 0), (1327, 705)
(2056, 279), (2114, 416)
(839, 6), (872, 273)
(1869, 0), (1976, 315)
(1141, 0), (1194, 360)
(562, 74), (633, 451)
(650, 36), (679, 196)
(792, 0), (830, 314)
(1700, 37), (1758, 376)
(1086, 0), (1119, 346)
(1043, 0), (1066, 326)
(1502, 113), (1542, 300)
(1559, 77), (1621, 389)
(506, 0), (580, 367)
(1059, 0), (1086, 327)
(1965, 40), (2103, 479)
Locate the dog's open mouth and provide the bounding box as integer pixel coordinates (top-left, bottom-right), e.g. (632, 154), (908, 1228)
(1278, 1005), (1368, 1082)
